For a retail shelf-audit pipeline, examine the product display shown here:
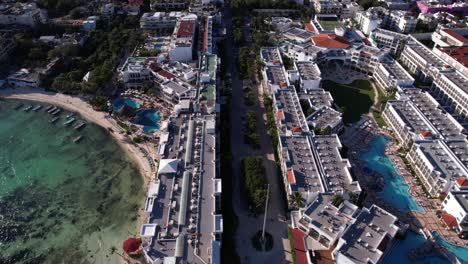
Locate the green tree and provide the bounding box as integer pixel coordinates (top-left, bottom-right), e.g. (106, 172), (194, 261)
(289, 192), (305, 209)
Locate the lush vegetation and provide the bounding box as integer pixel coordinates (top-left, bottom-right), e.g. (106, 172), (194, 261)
(245, 111), (260, 148)
(237, 47), (255, 80)
(242, 156), (268, 213)
(51, 16), (143, 95)
(331, 194), (344, 207)
(243, 87), (256, 106)
(322, 80), (374, 123)
(264, 96), (279, 150)
(299, 99), (315, 117)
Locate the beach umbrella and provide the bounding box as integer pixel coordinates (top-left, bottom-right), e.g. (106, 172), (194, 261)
(122, 237), (142, 254)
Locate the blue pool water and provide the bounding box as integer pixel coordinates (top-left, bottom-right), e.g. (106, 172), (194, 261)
(383, 232), (451, 264)
(135, 109), (161, 133)
(154, 44), (163, 50)
(433, 231), (468, 262)
(360, 136), (425, 213)
(112, 98), (140, 111)
(383, 231), (450, 264)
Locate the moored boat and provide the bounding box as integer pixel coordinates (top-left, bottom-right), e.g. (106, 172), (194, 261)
(73, 135), (83, 143)
(32, 105), (42, 111)
(24, 105), (33, 111)
(50, 117), (59, 123)
(74, 122), (86, 130)
(64, 117), (76, 125)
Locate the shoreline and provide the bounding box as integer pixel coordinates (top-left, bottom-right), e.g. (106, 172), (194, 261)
(0, 87), (153, 233)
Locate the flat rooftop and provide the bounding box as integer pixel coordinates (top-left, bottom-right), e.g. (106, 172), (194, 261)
(275, 88), (309, 134)
(301, 193), (357, 241)
(387, 100), (433, 135)
(311, 135), (361, 193)
(439, 70), (468, 94)
(416, 140), (467, 179)
(265, 65), (288, 87)
(307, 106), (342, 130)
(379, 60), (413, 81)
(337, 205), (398, 264)
(176, 19), (195, 38)
(300, 89), (333, 108)
(406, 40), (446, 69)
(446, 140), (468, 169)
(296, 61), (321, 80)
(260, 47), (282, 65)
(280, 135), (324, 194)
(284, 27), (315, 42)
(402, 88), (465, 141)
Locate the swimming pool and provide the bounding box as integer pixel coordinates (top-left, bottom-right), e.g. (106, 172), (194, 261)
(135, 109), (161, 134)
(112, 98), (140, 111)
(432, 231), (468, 262)
(359, 136), (425, 213)
(383, 231), (451, 264)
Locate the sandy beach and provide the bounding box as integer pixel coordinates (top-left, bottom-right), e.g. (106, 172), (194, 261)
(0, 87), (154, 233)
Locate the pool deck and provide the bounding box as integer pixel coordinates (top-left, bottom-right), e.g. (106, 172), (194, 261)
(340, 118), (468, 254)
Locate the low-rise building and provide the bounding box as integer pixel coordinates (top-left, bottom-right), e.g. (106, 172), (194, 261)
(307, 106), (343, 133)
(270, 17), (293, 32)
(160, 79), (196, 105)
(293, 61), (321, 90)
(168, 14), (197, 61)
(283, 27), (316, 44)
(407, 140), (468, 196)
(300, 88), (333, 108)
(374, 59), (414, 94)
(370, 28), (408, 56)
(140, 11), (183, 31)
(333, 205), (399, 264)
(0, 2), (47, 27)
(150, 0), (188, 11)
(347, 44), (388, 74)
(355, 9), (383, 35)
(442, 191), (468, 236)
(280, 42), (326, 63)
(386, 11), (417, 34)
(297, 193), (358, 249)
(7, 68), (40, 88)
(314, 0), (342, 15)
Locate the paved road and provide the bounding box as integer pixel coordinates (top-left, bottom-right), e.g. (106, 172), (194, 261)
(224, 9), (290, 264)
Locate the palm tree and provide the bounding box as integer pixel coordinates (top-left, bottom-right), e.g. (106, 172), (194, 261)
(109, 246), (126, 261)
(289, 192), (305, 209)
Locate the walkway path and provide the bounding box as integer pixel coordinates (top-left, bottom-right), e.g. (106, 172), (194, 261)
(224, 10), (289, 264)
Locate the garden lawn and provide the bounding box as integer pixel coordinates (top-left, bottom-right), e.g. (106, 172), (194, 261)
(322, 80), (374, 123)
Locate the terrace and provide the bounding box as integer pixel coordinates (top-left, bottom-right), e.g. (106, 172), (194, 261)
(312, 135), (361, 194)
(416, 140), (467, 179)
(274, 88), (309, 135)
(296, 61), (321, 80)
(299, 89), (333, 108)
(307, 106), (342, 132)
(260, 47), (283, 65)
(280, 136), (325, 194)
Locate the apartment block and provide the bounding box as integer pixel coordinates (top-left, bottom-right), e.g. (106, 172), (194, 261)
(0, 2), (47, 27)
(374, 59), (414, 94)
(370, 28), (408, 56)
(407, 140), (468, 196)
(333, 205), (399, 264)
(169, 15), (197, 61)
(140, 12), (184, 31)
(297, 193), (358, 249)
(442, 191), (468, 236)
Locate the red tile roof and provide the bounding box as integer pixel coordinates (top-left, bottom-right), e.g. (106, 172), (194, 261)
(278, 110), (285, 120)
(305, 23), (317, 33)
(443, 29), (468, 44)
(177, 20), (195, 38)
(292, 127), (303, 133)
(149, 64), (162, 73)
(456, 177), (468, 187)
(420, 130), (432, 138)
(441, 213), (458, 229)
(311, 34), (349, 49)
(287, 169), (296, 183)
(292, 228), (308, 264)
(439, 46), (468, 66)
(157, 70), (176, 80)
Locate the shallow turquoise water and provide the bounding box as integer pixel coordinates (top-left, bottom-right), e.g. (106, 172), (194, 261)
(0, 99), (144, 264)
(433, 231), (468, 262)
(383, 231), (451, 264)
(359, 136), (425, 213)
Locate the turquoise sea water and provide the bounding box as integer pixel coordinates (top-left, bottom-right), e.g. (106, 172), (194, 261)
(0, 99), (144, 264)
(359, 136), (425, 213)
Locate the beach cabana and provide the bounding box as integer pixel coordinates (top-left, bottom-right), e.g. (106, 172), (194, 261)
(158, 159), (179, 175)
(122, 237), (142, 254)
